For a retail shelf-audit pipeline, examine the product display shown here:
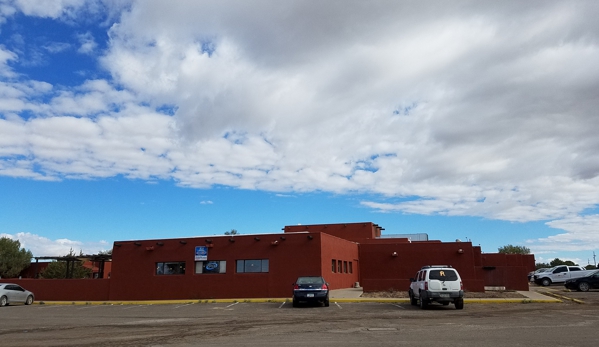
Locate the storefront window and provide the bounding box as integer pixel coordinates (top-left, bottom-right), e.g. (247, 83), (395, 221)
(236, 259), (269, 273)
(156, 262), (186, 275)
(195, 261), (226, 274)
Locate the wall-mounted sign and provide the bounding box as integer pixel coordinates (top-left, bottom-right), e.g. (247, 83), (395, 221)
(195, 246), (208, 261)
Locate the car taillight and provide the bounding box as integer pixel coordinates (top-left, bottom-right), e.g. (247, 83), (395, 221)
(293, 284), (299, 290)
(322, 284), (328, 290)
(460, 281), (463, 290)
(424, 281), (428, 290)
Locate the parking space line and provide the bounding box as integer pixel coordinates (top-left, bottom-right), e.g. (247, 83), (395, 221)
(391, 304), (405, 309)
(335, 302), (342, 309)
(174, 303), (194, 309)
(278, 302), (286, 309)
(225, 302), (239, 308)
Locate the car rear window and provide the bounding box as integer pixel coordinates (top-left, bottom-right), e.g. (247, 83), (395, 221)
(297, 277), (324, 284)
(429, 269), (458, 281)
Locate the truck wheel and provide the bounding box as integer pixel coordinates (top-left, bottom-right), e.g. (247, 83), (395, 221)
(541, 278), (551, 287)
(419, 292), (428, 310)
(455, 298), (464, 310)
(578, 282), (590, 292)
(409, 291), (418, 306)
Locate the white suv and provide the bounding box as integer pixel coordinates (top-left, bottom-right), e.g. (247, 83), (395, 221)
(408, 265), (464, 310)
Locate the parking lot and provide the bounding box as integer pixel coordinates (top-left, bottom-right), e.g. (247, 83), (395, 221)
(1, 291), (598, 347)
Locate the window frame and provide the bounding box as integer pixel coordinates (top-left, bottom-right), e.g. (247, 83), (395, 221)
(156, 261), (186, 275)
(195, 260), (227, 274)
(236, 259), (269, 273)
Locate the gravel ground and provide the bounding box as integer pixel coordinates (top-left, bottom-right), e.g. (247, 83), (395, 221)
(361, 290), (527, 298)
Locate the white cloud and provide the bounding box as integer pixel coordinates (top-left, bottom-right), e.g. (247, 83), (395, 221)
(43, 41), (71, 53)
(1, 232), (110, 257)
(77, 32), (97, 54)
(0, 46), (17, 77)
(11, 0), (87, 19)
(1, 1), (599, 255)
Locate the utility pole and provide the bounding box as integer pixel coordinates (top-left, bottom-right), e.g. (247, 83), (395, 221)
(594, 251), (596, 267)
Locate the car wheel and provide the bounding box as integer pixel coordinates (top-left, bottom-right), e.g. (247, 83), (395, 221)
(25, 295), (34, 305)
(324, 298), (330, 307)
(419, 292), (428, 310)
(292, 298), (298, 307)
(0, 296), (7, 307)
(409, 291), (418, 306)
(578, 282), (590, 292)
(541, 278), (551, 287)
(455, 298), (464, 310)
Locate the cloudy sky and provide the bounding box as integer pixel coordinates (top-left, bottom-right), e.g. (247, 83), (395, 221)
(0, 0), (598, 265)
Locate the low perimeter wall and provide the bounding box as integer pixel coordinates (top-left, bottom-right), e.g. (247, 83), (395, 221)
(3, 279), (110, 301)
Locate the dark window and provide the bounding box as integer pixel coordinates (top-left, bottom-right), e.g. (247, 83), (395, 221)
(569, 267), (581, 271)
(156, 262), (186, 275)
(236, 259), (269, 273)
(195, 261), (226, 274)
(296, 276), (324, 285)
(338, 260), (342, 273)
(349, 262), (353, 274)
(554, 266), (567, 274)
(343, 261), (348, 273)
(428, 269), (458, 281)
(332, 259), (336, 273)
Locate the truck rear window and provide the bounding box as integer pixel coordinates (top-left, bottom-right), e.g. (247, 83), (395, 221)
(429, 269), (458, 281)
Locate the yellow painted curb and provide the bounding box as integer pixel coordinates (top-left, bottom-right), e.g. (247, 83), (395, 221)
(36, 298), (290, 305)
(36, 297), (560, 305)
(539, 291), (584, 304)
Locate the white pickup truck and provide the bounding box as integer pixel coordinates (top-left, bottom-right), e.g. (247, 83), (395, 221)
(534, 265), (595, 286)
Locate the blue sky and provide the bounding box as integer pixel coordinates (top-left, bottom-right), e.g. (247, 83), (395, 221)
(1, 1), (598, 266)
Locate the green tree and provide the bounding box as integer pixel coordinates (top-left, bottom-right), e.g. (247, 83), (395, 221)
(498, 244), (530, 254)
(549, 258), (576, 267)
(224, 229), (238, 236)
(40, 249), (93, 279)
(585, 264), (597, 270)
(0, 237), (33, 278)
(535, 262), (551, 270)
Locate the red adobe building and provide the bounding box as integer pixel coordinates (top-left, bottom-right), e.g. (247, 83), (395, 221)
(6, 222), (535, 301)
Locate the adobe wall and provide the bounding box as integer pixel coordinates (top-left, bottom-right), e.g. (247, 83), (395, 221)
(3, 279), (110, 301)
(359, 241), (485, 292)
(319, 233), (360, 288)
(285, 222), (382, 242)
(479, 253), (535, 291)
(108, 233), (325, 300)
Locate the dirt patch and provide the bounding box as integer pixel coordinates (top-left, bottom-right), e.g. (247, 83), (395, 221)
(361, 290), (527, 299)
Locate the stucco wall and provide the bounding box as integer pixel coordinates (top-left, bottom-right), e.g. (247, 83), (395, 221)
(108, 233), (327, 300)
(3, 279), (110, 301)
(358, 241), (485, 292)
